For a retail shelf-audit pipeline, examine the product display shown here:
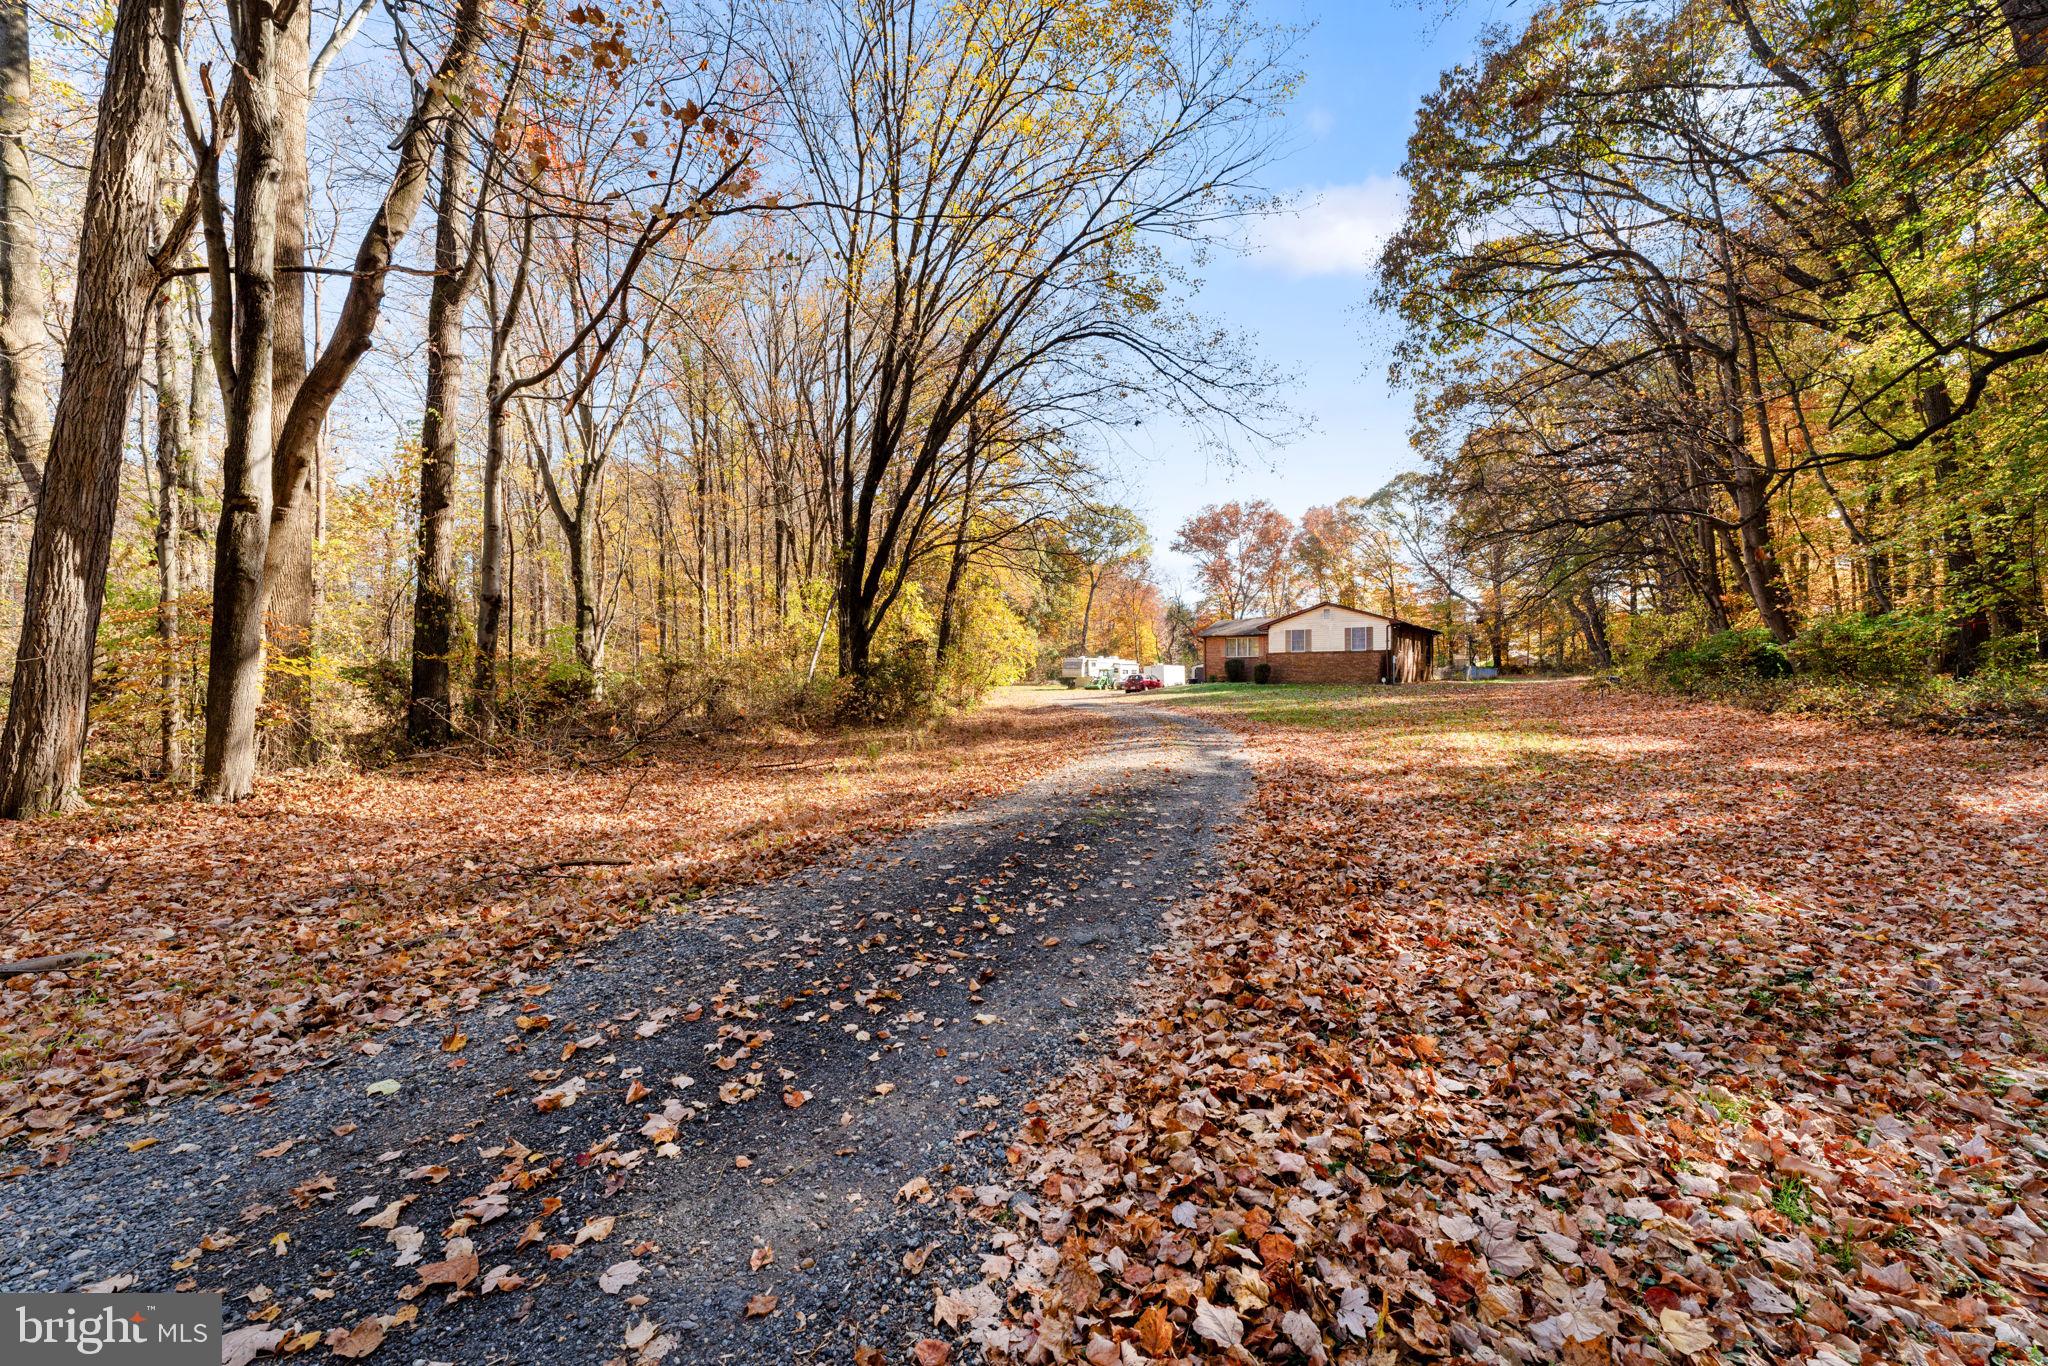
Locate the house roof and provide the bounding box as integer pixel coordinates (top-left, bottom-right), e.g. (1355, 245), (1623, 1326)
(1198, 614), (1280, 638)
(1195, 600), (1442, 637)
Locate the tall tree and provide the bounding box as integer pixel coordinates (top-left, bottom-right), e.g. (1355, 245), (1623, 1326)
(0, 0), (184, 817)
(152, 280), (197, 779)
(1295, 497), (1409, 616)
(191, 0), (287, 803)
(1173, 499), (1294, 619)
(198, 0), (491, 800)
(471, 208), (534, 719)
(1378, 0), (2048, 660)
(0, 0), (46, 507)
(765, 0), (1290, 697)
(263, 0), (376, 760)
(264, 0), (316, 762)
(406, 69), (482, 746)
(1062, 502), (1150, 652)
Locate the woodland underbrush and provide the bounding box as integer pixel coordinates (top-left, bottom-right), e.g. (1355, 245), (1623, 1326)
(1615, 610), (2048, 734)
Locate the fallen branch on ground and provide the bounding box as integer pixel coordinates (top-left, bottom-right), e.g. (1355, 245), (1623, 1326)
(0, 952), (101, 978)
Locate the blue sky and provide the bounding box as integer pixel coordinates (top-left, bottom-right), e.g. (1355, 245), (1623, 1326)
(1131, 0), (1501, 596)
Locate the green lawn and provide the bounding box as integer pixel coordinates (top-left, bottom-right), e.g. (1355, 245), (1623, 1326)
(1144, 680), (1491, 729)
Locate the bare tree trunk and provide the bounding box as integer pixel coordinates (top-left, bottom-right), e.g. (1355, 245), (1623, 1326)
(198, 0), (284, 803)
(1569, 583), (1613, 669)
(1691, 511), (1731, 631)
(836, 579), (873, 682)
(471, 215), (532, 722)
(265, 0), (317, 763)
(182, 283), (213, 539)
(694, 457), (708, 652)
(472, 428), (508, 707)
(569, 506), (602, 682)
(0, 0), (46, 507)
(1729, 473), (1797, 641)
(192, 0), (488, 784)
(933, 417), (979, 670)
(407, 107), (474, 746)
(0, 0), (181, 818)
(263, 0), (486, 536)
(153, 284), (192, 779)
(933, 543), (971, 669)
(2002, 0), (2048, 65)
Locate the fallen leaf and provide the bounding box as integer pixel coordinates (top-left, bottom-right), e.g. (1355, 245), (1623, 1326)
(1659, 1308), (1715, 1357)
(1136, 1304), (1174, 1355)
(599, 1260), (645, 1294)
(417, 1242), (479, 1292)
(326, 1318), (385, 1359)
(220, 1325), (285, 1366)
(1192, 1298), (1243, 1350)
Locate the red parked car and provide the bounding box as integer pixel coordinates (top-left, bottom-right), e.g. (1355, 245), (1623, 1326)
(1120, 674), (1162, 692)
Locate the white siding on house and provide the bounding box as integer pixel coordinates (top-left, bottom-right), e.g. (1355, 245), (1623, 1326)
(1264, 605), (1393, 653)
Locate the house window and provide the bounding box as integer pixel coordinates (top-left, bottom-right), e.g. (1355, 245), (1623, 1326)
(1286, 629), (1311, 653)
(1222, 637), (1259, 658)
(1346, 625), (1374, 651)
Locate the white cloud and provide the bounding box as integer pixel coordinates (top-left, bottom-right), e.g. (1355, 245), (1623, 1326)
(1250, 177), (1409, 278)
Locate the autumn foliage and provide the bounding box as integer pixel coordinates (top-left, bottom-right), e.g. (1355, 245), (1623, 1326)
(970, 683), (2048, 1363)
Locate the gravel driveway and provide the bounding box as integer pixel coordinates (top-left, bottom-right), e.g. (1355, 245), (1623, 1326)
(2, 699), (1246, 1364)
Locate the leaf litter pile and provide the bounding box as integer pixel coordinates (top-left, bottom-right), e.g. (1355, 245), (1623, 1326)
(959, 683), (2048, 1364)
(0, 705), (1104, 1165)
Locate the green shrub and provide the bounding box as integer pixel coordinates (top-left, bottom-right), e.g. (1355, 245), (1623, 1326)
(933, 581), (1036, 703)
(1224, 657), (1248, 683)
(842, 639), (938, 724)
(1978, 632), (2043, 679)
(1253, 661), (1272, 684)
(1616, 611), (2048, 732)
(1614, 609), (1714, 681)
(339, 657), (411, 725)
(1638, 627), (1790, 688)
(1789, 613), (1944, 683)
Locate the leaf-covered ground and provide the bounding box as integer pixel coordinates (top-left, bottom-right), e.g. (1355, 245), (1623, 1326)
(963, 681), (2048, 1365)
(0, 702), (1106, 1167)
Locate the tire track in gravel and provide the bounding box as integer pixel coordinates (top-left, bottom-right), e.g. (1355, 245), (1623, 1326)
(3, 700), (1247, 1365)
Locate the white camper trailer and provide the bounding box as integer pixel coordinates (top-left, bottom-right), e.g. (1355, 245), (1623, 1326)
(1057, 655), (1138, 686)
(1142, 663), (1186, 687)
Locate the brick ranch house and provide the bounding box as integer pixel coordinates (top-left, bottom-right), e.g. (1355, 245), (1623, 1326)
(1196, 601), (1439, 684)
